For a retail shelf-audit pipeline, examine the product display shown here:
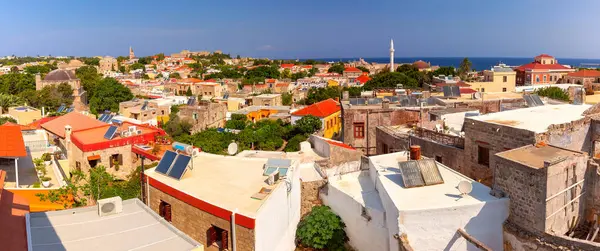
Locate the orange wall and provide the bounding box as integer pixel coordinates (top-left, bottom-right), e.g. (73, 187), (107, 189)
(7, 189), (67, 212)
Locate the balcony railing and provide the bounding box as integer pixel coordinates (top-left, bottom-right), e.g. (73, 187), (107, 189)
(413, 127), (465, 149)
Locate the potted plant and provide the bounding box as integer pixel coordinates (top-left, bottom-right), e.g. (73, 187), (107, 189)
(53, 149), (63, 159)
(33, 182), (41, 188)
(41, 176), (51, 188)
(42, 153), (52, 165)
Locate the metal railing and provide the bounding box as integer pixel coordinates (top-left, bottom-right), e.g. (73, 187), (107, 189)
(414, 127), (465, 149)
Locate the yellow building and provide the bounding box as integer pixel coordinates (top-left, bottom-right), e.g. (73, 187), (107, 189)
(291, 98), (341, 139)
(7, 106), (42, 125)
(233, 105), (291, 123)
(467, 65), (516, 93)
(327, 79), (339, 87)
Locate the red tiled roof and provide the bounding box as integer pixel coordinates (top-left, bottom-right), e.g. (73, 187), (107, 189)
(205, 79), (216, 82)
(183, 57), (194, 61)
(322, 138), (355, 150)
(567, 69), (600, 78)
(41, 112), (107, 138)
(71, 122), (164, 152)
(183, 78), (203, 83)
(536, 54), (553, 58)
(275, 83), (290, 87)
(0, 171), (29, 251)
(21, 116), (58, 131)
(266, 79), (277, 83)
(515, 62), (571, 71)
(344, 67), (362, 72)
(356, 74), (371, 84)
(280, 64), (295, 68)
(291, 98), (340, 118)
(302, 65), (313, 69)
(0, 124), (27, 157)
(460, 88), (477, 94)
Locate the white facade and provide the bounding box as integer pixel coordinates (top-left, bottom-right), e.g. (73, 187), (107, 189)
(324, 152), (510, 251)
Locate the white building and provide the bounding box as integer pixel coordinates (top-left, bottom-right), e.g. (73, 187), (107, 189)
(322, 151), (509, 251)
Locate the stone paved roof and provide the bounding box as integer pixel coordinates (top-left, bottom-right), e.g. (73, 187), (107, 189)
(43, 69), (78, 81)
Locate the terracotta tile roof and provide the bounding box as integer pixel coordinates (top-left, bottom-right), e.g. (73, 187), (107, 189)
(291, 98), (340, 118)
(536, 54), (554, 58)
(41, 112), (107, 138)
(460, 88), (477, 94)
(567, 69), (600, 78)
(183, 78), (203, 83)
(71, 122), (162, 148)
(0, 124), (27, 157)
(280, 64), (295, 68)
(266, 79), (276, 83)
(302, 65), (313, 69)
(515, 62), (571, 71)
(275, 83), (290, 87)
(344, 67), (362, 72)
(205, 79), (216, 82)
(322, 138), (355, 150)
(356, 74), (371, 84)
(21, 116), (58, 131)
(183, 57), (194, 61)
(413, 60), (430, 69)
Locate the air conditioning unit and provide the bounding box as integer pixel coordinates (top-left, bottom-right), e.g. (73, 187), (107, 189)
(136, 130), (142, 135)
(97, 196), (123, 217)
(121, 131), (130, 137)
(128, 126), (137, 133)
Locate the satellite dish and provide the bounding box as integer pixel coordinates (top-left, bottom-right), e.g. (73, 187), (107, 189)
(227, 142), (238, 155)
(458, 180), (473, 195)
(473, 92), (482, 99)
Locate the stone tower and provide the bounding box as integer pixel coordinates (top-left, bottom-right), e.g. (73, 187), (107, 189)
(390, 39), (395, 72)
(129, 46), (135, 60)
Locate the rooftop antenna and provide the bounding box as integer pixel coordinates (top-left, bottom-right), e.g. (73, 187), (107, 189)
(227, 142), (238, 156)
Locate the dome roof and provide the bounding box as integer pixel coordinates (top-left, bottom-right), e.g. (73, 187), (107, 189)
(412, 60), (430, 69)
(44, 69), (78, 81)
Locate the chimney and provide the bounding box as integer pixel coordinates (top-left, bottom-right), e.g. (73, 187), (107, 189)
(382, 100), (390, 109)
(409, 145), (421, 160)
(35, 73), (42, 90)
(64, 125), (72, 154)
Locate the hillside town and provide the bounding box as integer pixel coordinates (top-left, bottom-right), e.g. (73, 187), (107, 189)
(3, 39), (600, 251)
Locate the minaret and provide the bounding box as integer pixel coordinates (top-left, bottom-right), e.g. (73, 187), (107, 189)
(390, 39), (395, 72)
(129, 46), (135, 60)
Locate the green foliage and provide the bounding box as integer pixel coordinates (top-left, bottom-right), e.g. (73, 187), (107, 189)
(0, 73), (36, 95)
(185, 86), (193, 96)
(226, 113), (249, 130)
(295, 115), (322, 134)
(0, 116), (17, 125)
(328, 62), (345, 74)
(356, 66), (370, 73)
(282, 68), (292, 79)
(81, 57), (100, 66)
(245, 65), (280, 80)
(22, 83), (73, 110)
(0, 93), (24, 112)
(164, 116), (193, 139)
(432, 66), (456, 76)
(33, 182), (41, 188)
(535, 87), (570, 101)
(363, 72), (418, 90)
(252, 58), (272, 66)
(76, 66), (102, 98)
(155, 53), (165, 61)
(89, 78), (134, 114)
(305, 86), (340, 105)
(24, 64), (56, 75)
(129, 62), (145, 71)
(343, 86), (363, 97)
(181, 128), (236, 154)
(169, 72), (181, 79)
(203, 66), (244, 80)
(296, 205), (348, 250)
(458, 57), (472, 79)
(37, 170), (88, 208)
(137, 57), (152, 65)
(292, 71), (307, 81)
(284, 134), (308, 152)
(282, 92), (293, 105)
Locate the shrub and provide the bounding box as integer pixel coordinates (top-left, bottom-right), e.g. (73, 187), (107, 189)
(42, 153), (52, 161)
(535, 86), (570, 101)
(296, 205), (348, 250)
(41, 176), (51, 182)
(33, 182), (41, 188)
(284, 134), (308, 152)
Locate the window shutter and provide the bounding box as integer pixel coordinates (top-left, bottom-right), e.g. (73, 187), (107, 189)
(208, 227), (217, 245)
(221, 230), (229, 250)
(164, 204), (172, 222)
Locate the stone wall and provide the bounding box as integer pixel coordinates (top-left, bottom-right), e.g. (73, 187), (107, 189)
(463, 118), (537, 185)
(69, 144), (134, 179)
(148, 186), (255, 251)
(179, 103), (227, 134)
(300, 180), (327, 218)
(586, 160), (600, 221)
(343, 107), (424, 155)
(541, 117), (593, 154)
(375, 126), (409, 154)
(409, 136), (466, 174)
(504, 221), (600, 251)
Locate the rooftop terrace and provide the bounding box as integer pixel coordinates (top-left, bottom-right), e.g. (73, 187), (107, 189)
(469, 104), (591, 133)
(496, 144), (584, 169)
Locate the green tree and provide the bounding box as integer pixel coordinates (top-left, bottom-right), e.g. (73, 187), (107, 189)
(75, 66), (102, 98)
(82, 57), (100, 66)
(89, 78), (134, 114)
(458, 57), (472, 79)
(129, 62), (145, 71)
(343, 86), (363, 97)
(164, 116), (193, 139)
(169, 72), (181, 79)
(245, 65), (280, 80)
(535, 87), (570, 101)
(155, 53), (165, 61)
(282, 68), (292, 79)
(432, 66), (456, 76)
(0, 116), (17, 125)
(284, 133), (308, 152)
(282, 92), (293, 105)
(37, 170), (88, 208)
(305, 87), (341, 105)
(295, 115), (322, 134)
(0, 93), (24, 112)
(225, 114), (248, 130)
(356, 66), (370, 73)
(185, 86), (193, 96)
(0, 73), (36, 95)
(24, 65), (55, 75)
(363, 72), (419, 90)
(296, 206), (348, 250)
(328, 62), (345, 74)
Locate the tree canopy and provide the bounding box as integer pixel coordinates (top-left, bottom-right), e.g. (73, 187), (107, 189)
(356, 66), (370, 73)
(328, 62), (345, 74)
(295, 115), (322, 134)
(363, 72), (419, 90)
(89, 78), (134, 114)
(535, 87), (570, 101)
(296, 206), (348, 250)
(302, 87), (341, 105)
(458, 57), (472, 79)
(75, 66), (102, 98)
(0, 73), (35, 95)
(432, 66), (456, 76)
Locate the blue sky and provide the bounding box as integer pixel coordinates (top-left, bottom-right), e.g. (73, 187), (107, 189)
(1, 0), (599, 59)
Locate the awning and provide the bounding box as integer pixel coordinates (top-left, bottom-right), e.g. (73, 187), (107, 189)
(87, 155), (101, 161)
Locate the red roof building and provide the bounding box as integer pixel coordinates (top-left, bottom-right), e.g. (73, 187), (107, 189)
(41, 112), (107, 139)
(356, 73), (371, 85)
(0, 124), (26, 158)
(565, 69), (600, 85)
(413, 60), (431, 70)
(280, 64), (295, 69)
(514, 54), (576, 85)
(344, 67), (362, 73)
(0, 170), (29, 251)
(291, 98), (340, 118)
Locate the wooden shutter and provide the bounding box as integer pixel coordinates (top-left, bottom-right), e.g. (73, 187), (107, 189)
(221, 230), (229, 250)
(208, 227), (217, 246)
(164, 204), (172, 222)
(159, 202), (165, 217)
(118, 154), (123, 165)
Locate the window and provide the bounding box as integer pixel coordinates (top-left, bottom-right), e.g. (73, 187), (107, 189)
(110, 154), (123, 168)
(208, 225), (228, 250)
(159, 201), (172, 222)
(382, 143), (389, 154)
(503, 76), (507, 82)
(353, 122), (365, 138)
(543, 76), (547, 82)
(478, 146), (490, 166)
(536, 76), (540, 82)
(502, 88), (507, 92)
(193, 113), (198, 120)
(76, 161), (81, 171)
(435, 155), (443, 163)
(481, 88), (485, 92)
(161, 110), (165, 115)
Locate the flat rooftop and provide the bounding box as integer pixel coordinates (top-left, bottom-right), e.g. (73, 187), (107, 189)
(469, 104), (591, 133)
(496, 144), (584, 169)
(146, 152), (288, 217)
(429, 107), (479, 116)
(28, 199), (201, 251)
(71, 122), (161, 145)
(432, 92), (523, 103)
(329, 171), (384, 212)
(369, 152), (506, 211)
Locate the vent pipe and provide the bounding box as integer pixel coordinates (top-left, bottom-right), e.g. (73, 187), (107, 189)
(409, 145), (421, 160)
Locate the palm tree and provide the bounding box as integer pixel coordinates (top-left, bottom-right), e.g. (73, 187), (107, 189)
(0, 93), (24, 113)
(458, 57), (473, 80)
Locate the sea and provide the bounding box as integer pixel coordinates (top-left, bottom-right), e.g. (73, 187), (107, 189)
(305, 57), (600, 70)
